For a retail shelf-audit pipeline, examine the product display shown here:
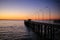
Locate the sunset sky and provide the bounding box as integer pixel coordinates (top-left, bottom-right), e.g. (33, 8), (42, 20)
(0, 0), (60, 20)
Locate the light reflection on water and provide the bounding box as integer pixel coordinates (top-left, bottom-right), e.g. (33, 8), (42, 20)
(0, 20), (32, 40)
(0, 20), (33, 40)
(0, 20), (27, 32)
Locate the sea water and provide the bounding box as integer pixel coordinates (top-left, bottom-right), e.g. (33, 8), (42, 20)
(0, 20), (33, 40)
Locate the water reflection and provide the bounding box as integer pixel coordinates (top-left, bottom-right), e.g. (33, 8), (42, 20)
(0, 20), (27, 32)
(0, 20), (32, 40)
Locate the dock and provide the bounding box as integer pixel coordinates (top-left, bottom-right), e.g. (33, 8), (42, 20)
(24, 19), (60, 40)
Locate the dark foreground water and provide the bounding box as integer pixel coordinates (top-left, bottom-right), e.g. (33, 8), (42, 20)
(0, 20), (60, 40)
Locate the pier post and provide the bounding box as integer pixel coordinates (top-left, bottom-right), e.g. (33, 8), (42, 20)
(44, 25), (47, 40)
(40, 24), (43, 40)
(47, 25), (50, 40)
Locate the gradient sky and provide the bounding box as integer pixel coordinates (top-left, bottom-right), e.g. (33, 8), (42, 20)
(0, 0), (60, 20)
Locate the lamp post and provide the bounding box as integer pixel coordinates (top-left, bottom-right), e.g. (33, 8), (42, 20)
(46, 7), (51, 21)
(48, 7), (51, 23)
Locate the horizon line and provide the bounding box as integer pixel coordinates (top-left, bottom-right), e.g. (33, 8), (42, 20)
(0, 19), (60, 20)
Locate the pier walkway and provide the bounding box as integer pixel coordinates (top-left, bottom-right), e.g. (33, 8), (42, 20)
(24, 20), (60, 40)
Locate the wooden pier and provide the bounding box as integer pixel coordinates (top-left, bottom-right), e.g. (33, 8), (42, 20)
(24, 19), (60, 40)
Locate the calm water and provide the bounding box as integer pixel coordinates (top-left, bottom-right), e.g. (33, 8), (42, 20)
(0, 20), (33, 40)
(0, 20), (27, 32)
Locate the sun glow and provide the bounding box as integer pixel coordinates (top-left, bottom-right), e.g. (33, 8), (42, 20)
(0, 0), (59, 20)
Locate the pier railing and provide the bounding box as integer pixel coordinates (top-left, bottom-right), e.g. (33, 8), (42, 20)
(24, 20), (60, 40)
